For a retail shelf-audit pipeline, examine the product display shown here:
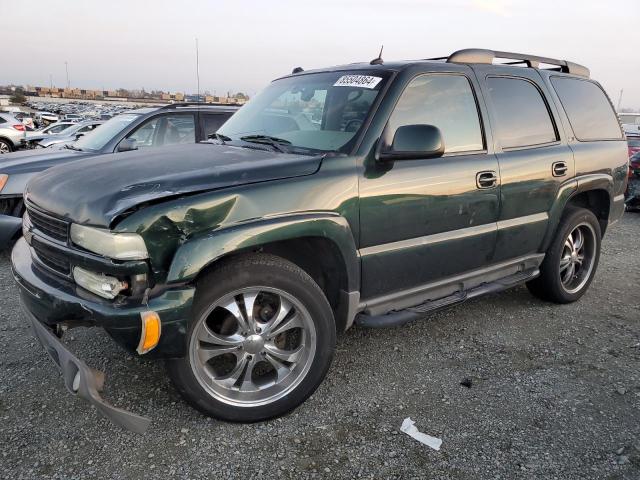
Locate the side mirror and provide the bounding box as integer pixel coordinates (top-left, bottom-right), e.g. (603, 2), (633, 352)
(75, 133), (85, 140)
(378, 124), (444, 161)
(117, 138), (138, 152)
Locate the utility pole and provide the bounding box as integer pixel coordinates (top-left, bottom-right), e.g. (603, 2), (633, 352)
(49, 74), (53, 90)
(65, 61), (70, 89)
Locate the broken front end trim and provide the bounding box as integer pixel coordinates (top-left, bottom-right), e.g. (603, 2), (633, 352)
(25, 305), (151, 434)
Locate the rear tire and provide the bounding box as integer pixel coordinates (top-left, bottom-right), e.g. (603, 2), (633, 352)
(166, 253), (336, 422)
(0, 139), (13, 154)
(527, 207), (601, 303)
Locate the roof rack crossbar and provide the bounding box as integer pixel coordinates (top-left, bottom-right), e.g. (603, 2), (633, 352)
(438, 49), (590, 78)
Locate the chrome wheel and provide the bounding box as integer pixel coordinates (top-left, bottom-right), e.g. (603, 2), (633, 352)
(0, 141), (10, 154)
(559, 222), (596, 294)
(189, 287), (317, 407)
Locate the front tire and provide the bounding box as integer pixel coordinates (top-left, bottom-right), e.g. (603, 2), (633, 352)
(527, 207), (601, 303)
(167, 254), (336, 422)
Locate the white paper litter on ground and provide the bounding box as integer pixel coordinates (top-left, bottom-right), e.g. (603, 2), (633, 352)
(400, 417), (442, 451)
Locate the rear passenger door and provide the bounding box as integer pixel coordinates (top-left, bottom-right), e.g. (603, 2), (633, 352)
(473, 67), (575, 262)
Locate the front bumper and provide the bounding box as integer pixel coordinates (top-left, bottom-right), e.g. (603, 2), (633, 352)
(12, 236), (197, 432)
(12, 237), (195, 357)
(25, 306), (151, 434)
(0, 214), (22, 249)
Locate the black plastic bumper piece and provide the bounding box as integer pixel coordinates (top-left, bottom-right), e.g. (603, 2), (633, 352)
(0, 214), (22, 249)
(25, 305), (151, 434)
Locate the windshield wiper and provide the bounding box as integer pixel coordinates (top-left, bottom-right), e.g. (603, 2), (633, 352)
(208, 133), (231, 144)
(240, 135), (291, 153)
(64, 144), (83, 151)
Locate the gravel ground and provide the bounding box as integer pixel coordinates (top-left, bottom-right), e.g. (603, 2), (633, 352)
(1, 215), (639, 480)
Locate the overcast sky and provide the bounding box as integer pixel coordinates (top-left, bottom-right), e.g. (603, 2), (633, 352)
(3, 0), (639, 108)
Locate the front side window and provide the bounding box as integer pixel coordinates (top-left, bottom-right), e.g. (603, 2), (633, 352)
(487, 77), (557, 149)
(125, 114), (195, 149)
(551, 77), (623, 141)
(75, 113), (140, 151)
(387, 74), (484, 153)
(218, 70), (391, 153)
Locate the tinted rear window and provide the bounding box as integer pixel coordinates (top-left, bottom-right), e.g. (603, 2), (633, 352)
(551, 77), (622, 141)
(487, 77), (557, 149)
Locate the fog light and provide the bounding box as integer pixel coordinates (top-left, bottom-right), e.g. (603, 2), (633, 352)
(137, 311), (161, 355)
(73, 266), (128, 300)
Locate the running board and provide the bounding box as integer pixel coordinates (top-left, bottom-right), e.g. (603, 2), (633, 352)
(355, 268), (539, 329)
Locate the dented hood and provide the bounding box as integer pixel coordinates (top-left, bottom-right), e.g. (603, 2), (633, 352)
(25, 143), (323, 227)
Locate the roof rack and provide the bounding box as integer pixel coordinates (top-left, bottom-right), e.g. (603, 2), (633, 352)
(158, 102), (240, 110)
(436, 49), (589, 78)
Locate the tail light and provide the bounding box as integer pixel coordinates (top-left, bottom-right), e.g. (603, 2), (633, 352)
(12, 124), (25, 132)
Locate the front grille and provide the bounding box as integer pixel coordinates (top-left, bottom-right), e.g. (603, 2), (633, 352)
(27, 205), (69, 243)
(32, 239), (71, 276)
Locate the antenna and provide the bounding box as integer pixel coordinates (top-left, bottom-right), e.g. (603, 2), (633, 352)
(195, 38), (201, 104)
(617, 89), (624, 112)
(370, 45), (384, 65)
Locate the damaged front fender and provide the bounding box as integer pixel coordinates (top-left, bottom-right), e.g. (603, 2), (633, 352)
(166, 213), (360, 292)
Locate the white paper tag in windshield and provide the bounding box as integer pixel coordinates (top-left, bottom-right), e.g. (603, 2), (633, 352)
(333, 75), (382, 89)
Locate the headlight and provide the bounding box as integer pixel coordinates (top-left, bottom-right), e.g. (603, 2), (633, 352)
(73, 266), (128, 299)
(70, 224), (148, 260)
(0, 174), (8, 192)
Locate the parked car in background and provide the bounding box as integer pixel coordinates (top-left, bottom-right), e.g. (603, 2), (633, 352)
(63, 114), (84, 123)
(0, 103), (238, 247)
(627, 134), (640, 158)
(0, 112), (27, 154)
(37, 120), (103, 148)
(13, 112), (35, 130)
(626, 151), (640, 211)
(22, 121), (78, 148)
(10, 49), (627, 432)
(33, 111), (60, 127)
(620, 113), (640, 136)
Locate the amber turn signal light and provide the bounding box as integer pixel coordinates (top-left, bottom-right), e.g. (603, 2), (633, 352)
(137, 311), (161, 355)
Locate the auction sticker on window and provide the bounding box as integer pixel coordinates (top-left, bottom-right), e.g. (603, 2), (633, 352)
(333, 75), (382, 89)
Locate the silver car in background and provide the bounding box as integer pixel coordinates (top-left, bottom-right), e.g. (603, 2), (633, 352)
(0, 113), (27, 154)
(37, 120), (103, 148)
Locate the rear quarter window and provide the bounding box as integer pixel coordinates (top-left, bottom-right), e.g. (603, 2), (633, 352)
(550, 77), (622, 141)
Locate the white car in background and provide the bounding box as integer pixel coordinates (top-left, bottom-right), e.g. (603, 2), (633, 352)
(620, 113), (640, 136)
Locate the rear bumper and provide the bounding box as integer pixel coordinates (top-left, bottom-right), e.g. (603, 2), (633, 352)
(0, 214), (22, 249)
(25, 306), (151, 434)
(11, 237), (195, 358)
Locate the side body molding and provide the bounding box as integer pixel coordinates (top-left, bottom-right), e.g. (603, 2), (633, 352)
(166, 213), (361, 293)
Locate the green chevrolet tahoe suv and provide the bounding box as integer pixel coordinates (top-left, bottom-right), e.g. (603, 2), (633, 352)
(11, 49), (628, 433)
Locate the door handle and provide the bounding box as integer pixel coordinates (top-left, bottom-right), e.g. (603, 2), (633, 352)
(476, 171), (498, 189)
(552, 161), (568, 177)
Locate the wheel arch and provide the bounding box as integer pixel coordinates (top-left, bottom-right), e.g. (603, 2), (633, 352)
(541, 174), (613, 251)
(166, 213), (361, 332)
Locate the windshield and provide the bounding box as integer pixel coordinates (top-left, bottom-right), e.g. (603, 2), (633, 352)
(218, 70), (391, 153)
(74, 113), (140, 151)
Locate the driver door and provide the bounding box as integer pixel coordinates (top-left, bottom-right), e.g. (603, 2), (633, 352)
(359, 72), (500, 300)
